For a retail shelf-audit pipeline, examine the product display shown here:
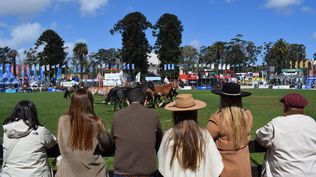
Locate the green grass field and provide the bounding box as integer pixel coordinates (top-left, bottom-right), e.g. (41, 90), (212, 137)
(1, 89), (316, 168)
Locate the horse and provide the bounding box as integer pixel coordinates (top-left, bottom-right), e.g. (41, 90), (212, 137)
(63, 84), (80, 99)
(104, 86), (131, 111)
(154, 80), (184, 107)
(88, 86), (113, 96)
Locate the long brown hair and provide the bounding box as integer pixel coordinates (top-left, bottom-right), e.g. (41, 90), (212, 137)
(169, 110), (205, 171)
(67, 88), (101, 151)
(219, 95), (250, 149)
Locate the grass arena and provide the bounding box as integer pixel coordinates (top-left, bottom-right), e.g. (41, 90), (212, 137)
(1, 89), (316, 168)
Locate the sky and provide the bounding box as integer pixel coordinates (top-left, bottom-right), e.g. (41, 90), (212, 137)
(0, 0), (315, 65)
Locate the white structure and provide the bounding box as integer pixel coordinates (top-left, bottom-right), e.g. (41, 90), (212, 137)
(147, 53), (160, 75)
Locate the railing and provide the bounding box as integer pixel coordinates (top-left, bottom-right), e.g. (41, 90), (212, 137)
(0, 140), (266, 177)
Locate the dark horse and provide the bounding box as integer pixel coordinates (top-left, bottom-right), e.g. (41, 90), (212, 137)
(104, 81), (153, 111)
(63, 83), (81, 99)
(104, 86), (131, 111)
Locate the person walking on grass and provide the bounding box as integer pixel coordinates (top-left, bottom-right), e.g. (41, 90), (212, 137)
(207, 83), (253, 177)
(256, 93), (316, 177)
(55, 88), (111, 177)
(158, 94), (223, 177)
(110, 87), (163, 177)
(1, 101), (56, 177)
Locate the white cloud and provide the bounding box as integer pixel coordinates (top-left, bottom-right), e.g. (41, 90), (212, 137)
(312, 32), (316, 39)
(301, 6), (313, 13)
(0, 0), (51, 16)
(190, 40), (201, 49)
(0, 23), (43, 49)
(79, 0), (108, 15)
(265, 0), (303, 10)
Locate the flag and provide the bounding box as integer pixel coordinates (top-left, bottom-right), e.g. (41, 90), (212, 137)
(56, 64), (59, 68)
(36, 64), (40, 70)
(218, 63), (222, 70)
(164, 64), (167, 70)
(227, 64), (230, 70)
(132, 63), (135, 70)
(51, 65), (55, 69)
(90, 65), (94, 73)
(40, 65), (44, 80)
(21, 65), (24, 81)
(211, 63), (215, 70)
(62, 64), (66, 68)
(33, 64), (37, 79)
(171, 64), (175, 70)
(168, 64), (171, 70)
(127, 64), (130, 70)
(135, 72), (141, 83)
(82, 66), (86, 73)
(16, 65), (20, 76)
(305, 60), (309, 68)
(0, 64), (2, 79)
(26, 64), (30, 80)
(223, 64), (226, 70)
(46, 65), (50, 71)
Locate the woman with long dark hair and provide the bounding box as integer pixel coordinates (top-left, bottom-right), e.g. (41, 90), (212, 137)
(55, 88), (111, 177)
(1, 101), (56, 177)
(158, 94), (223, 177)
(208, 83), (253, 177)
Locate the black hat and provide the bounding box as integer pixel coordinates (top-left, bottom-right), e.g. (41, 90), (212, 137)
(212, 83), (251, 97)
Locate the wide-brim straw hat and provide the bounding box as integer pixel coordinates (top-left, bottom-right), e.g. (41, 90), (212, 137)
(212, 83), (251, 97)
(165, 94), (206, 111)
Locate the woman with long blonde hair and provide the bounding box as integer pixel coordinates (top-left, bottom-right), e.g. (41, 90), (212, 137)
(55, 88), (111, 177)
(208, 83), (253, 177)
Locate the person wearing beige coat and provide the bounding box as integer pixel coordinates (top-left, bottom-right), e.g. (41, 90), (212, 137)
(55, 89), (112, 177)
(207, 83), (253, 177)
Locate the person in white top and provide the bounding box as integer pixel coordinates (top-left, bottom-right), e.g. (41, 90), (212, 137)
(158, 94), (223, 177)
(256, 93), (316, 177)
(1, 101), (57, 177)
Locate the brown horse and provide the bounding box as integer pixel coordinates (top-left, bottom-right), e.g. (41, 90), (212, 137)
(87, 86), (113, 96)
(154, 80), (183, 107)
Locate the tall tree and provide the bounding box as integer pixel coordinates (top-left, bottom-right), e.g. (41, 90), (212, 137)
(7, 49), (17, 77)
(110, 11), (152, 76)
(153, 13), (183, 73)
(0, 47), (11, 77)
(36, 29), (66, 66)
(73, 42), (88, 80)
(180, 45), (198, 70)
(264, 39), (289, 74)
(313, 52), (316, 60)
(288, 44), (306, 69)
(209, 41), (226, 70)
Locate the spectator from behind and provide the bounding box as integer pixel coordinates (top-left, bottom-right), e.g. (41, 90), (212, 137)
(159, 94), (223, 177)
(1, 101), (56, 177)
(256, 93), (316, 177)
(110, 88), (163, 177)
(207, 83), (253, 177)
(55, 89), (111, 177)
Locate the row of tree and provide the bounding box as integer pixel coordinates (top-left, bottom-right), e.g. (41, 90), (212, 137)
(1, 11), (316, 79)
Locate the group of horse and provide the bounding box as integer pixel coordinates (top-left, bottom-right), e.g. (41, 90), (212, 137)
(63, 80), (184, 111)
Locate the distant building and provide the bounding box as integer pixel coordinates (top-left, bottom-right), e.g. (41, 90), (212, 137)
(147, 53), (160, 75)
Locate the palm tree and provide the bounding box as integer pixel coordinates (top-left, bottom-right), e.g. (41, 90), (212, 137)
(209, 41), (226, 71)
(73, 42), (88, 80)
(8, 49), (17, 77)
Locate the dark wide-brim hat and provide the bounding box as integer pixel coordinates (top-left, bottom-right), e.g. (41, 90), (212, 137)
(280, 93), (308, 108)
(212, 83), (251, 97)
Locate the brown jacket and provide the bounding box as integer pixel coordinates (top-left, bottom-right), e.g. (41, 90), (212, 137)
(111, 103), (163, 175)
(207, 109), (253, 177)
(55, 115), (111, 177)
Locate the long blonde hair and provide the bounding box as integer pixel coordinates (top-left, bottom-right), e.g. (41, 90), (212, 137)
(169, 110), (205, 171)
(220, 95), (250, 149)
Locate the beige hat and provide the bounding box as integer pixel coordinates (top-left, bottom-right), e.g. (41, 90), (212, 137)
(164, 94), (206, 111)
